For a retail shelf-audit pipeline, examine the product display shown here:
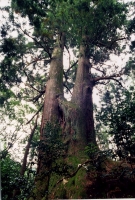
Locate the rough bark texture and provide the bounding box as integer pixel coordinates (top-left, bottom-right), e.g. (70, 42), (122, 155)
(29, 35), (64, 200)
(45, 42), (97, 199)
(70, 43), (96, 151)
(57, 43), (96, 157)
(40, 36), (64, 139)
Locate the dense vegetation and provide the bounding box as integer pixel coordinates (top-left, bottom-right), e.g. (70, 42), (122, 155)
(0, 0), (135, 199)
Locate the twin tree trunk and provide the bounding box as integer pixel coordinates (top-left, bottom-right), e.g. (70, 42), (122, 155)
(30, 36), (96, 199)
(71, 44), (96, 145)
(30, 34), (64, 200)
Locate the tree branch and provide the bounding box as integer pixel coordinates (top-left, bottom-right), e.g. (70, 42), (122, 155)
(25, 83), (45, 94)
(25, 84), (46, 103)
(63, 70), (68, 81)
(30, 91), (45, 103)
(65, 60), (78, 74)
(24, 57), (50, 69)
(97, 37), (127, 49)
(22, 68), (34, 85)
(63, 83), (72, 95)
(91, 66), (106, 75)
(93, 74), (122, 83)
(19, 26), (52, 58)
(110, 78), (123, 87)
(26, 104), (43, 125)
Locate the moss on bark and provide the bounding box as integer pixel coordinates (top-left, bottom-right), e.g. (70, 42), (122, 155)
(48, 154), (89, 199)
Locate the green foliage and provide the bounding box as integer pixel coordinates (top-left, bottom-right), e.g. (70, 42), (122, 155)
(85, 143), (99, 159)
(28, 123), (74, 199)
(0, 0), (129, 107)
(67, 0), (128, 45)
(124, 58), (135, 76)
(128, 17), (135, 33)
(0, 34), (27, 106)
(96, 84), (135, 160)
(1, 154), (21, 199)
(1, 152), (36, 200)
(0, 88), (15, 106)
(38, 122), (72, 176)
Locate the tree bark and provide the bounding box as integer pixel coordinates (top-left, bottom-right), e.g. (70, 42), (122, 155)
(56, 41), (96, 156)
(71, 42), (96, 151)
(30, 34), (65, 200)
(40, 35), (64, 139)
(29, 37), (97, 200)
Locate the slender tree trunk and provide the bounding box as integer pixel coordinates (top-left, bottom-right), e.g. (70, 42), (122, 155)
(13, 117), (38, 199)
(20, 116), (38, 176)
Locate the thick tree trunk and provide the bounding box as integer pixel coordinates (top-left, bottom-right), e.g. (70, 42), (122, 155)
(56, 42), (96, 156)
(29, 37), (97, 200)
(29, 34), (64, 200)
(70, 42), (96, 152)
(40, 36), (64, 139)
(48, 41), (97, 200)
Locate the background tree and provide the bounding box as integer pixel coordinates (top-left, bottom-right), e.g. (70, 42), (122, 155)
(96, 83), (135, 158)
